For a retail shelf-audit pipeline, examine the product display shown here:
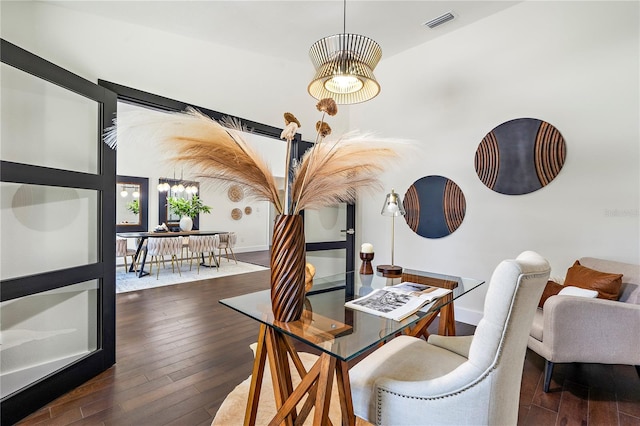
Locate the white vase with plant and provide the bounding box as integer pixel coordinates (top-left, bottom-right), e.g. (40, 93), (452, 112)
(167, 195), (212, 231)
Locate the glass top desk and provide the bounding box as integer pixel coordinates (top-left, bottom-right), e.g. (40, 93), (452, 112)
(220, 269), (484, 425)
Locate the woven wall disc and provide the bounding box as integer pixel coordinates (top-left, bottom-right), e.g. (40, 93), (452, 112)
(228, 185), (244, 202)
(231, 208), (243, 220)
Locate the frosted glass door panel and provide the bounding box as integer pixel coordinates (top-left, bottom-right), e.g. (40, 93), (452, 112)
(0, 281), (99, 398)
(0, 183), (98, 280)
(304, 204), (347, 243)
(307, 249), (346, 279)
(0, 63), (99, 173)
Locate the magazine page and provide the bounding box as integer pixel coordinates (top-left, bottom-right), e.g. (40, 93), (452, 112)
(390, 282), (451, 300)
(345, 282), (452, 321)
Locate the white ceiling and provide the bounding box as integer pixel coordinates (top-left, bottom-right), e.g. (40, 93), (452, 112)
(46, 1), (520, 63)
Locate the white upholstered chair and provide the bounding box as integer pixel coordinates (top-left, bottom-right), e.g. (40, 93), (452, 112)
(188, 234), (219, 273)
(116, 238), (138, 273)
(146, 237), (182, 280)
(349, 251), (551, 425)
(217, 232), (237, 265)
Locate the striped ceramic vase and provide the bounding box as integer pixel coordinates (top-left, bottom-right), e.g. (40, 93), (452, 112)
(270, 214), (306, 322)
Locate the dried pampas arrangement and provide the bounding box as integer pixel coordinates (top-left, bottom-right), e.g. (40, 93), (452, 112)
(105, 98), (401, 215)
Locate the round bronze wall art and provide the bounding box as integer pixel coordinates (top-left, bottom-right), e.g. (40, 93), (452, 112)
(231, 208), (243, 220)
(228, 184), (244, 202)
(403, 176), (466, 239)
(475, 118), (566, 195)
(244, 206), (252, 215)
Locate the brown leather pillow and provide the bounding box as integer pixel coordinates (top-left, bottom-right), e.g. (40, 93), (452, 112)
(564, 260), (623, 300)
(538, 280), (564, 308)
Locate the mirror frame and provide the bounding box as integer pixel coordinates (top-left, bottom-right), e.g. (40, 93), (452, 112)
(116, 175), (148, 233)
(158, 178), (200, 231)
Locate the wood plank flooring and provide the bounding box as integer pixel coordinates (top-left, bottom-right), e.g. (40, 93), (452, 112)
(15, 257), (640, 425)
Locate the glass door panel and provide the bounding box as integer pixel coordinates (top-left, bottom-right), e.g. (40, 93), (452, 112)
(306, 249), (346, 278)
(0, 281), (99, 398)
(0, 63), (99, 174)
(304, 204), (347, 243)
(0, 39), (115, 424)
(304, 202), (355, 293)
(0, 183), (99, 280)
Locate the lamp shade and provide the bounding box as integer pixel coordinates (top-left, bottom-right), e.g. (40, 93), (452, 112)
(308, 33), (382, 105)
(381, 189), (406, 217)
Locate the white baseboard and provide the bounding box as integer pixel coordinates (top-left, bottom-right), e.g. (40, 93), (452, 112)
(453, 306), (483, 326)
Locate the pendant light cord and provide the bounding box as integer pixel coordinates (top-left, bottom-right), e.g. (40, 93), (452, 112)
(343, 0), (346, 34)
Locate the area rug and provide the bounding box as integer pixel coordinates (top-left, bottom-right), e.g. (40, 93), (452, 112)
(212, 344), (371, 425)
(116, 260), (267, 293)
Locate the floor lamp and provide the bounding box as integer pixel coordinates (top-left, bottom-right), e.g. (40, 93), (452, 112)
(376, 189), (406, 278)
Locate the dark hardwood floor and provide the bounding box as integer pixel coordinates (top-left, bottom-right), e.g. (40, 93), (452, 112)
(234, 250), (270, 268)
(15, 258), (640, 425)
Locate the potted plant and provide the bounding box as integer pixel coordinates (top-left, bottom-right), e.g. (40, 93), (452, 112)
(167, 195), (211, 231)
(126, 199), (140, 215)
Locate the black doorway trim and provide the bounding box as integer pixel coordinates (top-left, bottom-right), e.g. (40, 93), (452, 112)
(98, 80), (289, 140)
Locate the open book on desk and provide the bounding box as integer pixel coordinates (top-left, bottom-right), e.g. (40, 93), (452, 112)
(345, 282), (452, 321)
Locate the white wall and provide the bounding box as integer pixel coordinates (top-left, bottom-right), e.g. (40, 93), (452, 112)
(352, 1), (640, 323)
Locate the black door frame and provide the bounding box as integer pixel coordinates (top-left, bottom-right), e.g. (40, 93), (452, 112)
(0, 39), (117, 425)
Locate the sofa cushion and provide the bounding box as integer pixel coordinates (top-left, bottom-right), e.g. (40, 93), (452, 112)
(538, 280), (564, 308)
(564, 260), (623, 300)
(558, 286), (598, 298)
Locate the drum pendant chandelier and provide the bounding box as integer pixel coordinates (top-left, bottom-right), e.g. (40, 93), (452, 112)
(308, 0), (382, 104)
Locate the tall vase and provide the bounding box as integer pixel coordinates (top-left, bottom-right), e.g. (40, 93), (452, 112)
(270, 214), (306, 322)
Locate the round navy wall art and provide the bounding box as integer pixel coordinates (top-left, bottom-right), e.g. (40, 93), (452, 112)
(474, 118), (566, 195)
(403, 175), (466, 239)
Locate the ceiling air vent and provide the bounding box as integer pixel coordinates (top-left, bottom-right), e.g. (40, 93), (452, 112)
(423, 12), (455, 29)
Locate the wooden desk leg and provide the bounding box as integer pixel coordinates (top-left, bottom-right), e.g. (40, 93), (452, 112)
(265, 328), (295, 426)
(336, 360), (356, 426)
(313, 353), (337, 426)
(437, 294), (456, 336)
(407, 311), (439, 340)
(268, 361), (321, 426)
(244, 324), (268, 426)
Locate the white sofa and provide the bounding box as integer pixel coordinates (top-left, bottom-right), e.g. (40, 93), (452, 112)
(527, 256), (640, 392)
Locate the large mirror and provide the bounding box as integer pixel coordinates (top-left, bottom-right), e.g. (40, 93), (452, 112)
(158, 178), (200, 231)
(116, 175), (148, 233)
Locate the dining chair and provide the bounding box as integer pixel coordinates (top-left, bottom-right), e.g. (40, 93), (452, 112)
(349, 251), (551, 425)
(146, 237), (182, 280)
(115, 238), (138, 273)
(217, 232), (238, 265)
(188, 234), (219, 273)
